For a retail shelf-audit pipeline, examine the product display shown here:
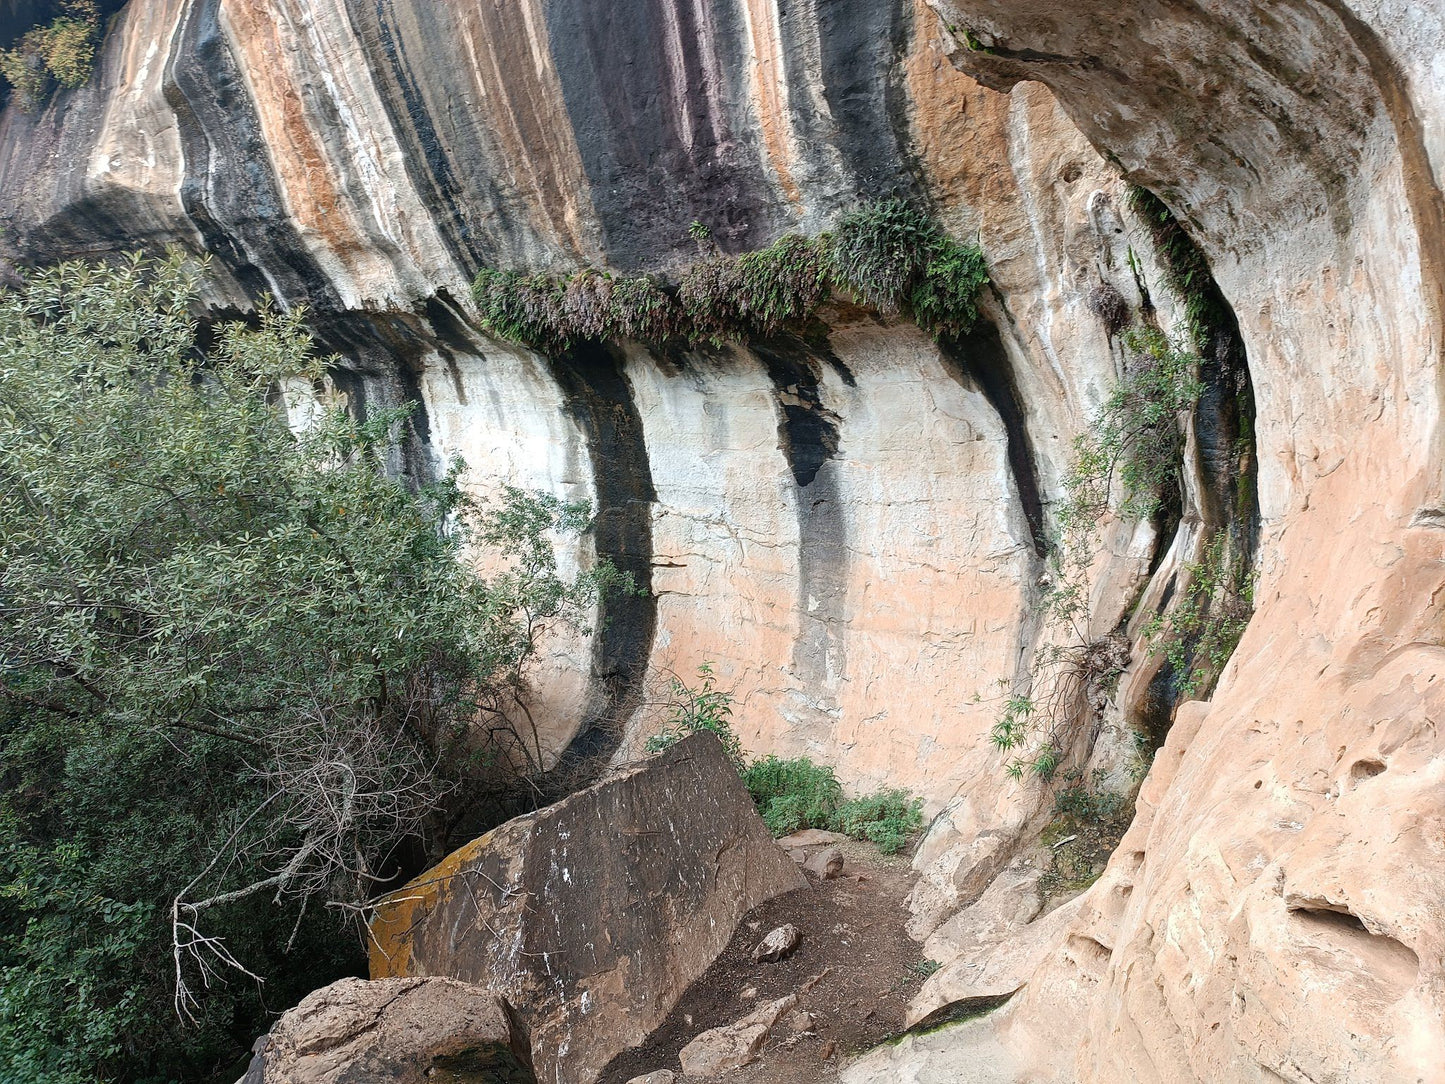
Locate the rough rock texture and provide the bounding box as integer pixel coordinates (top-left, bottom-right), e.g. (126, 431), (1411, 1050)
(2, 0), (1443, 1079)
(907, 894), (1082, 1028)
(0, 0), (1158, 819)
(240, 977), (534, 1084)
(839, 1016), (1017, 1084)
(367, 734), (805, 1084)
(909, 3), (1445, 1081)
(677, 995), (798, 1078)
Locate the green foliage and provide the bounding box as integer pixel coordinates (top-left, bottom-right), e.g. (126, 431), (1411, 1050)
(471, 269), (569, 354)
(606, 273), (682, 343)
(826, 198), (936, 312)
(642, 663), (743, 768)
(1125, 185), (1224, 354)
(831, 790), (924, 855)
(0, 254), (623, 1080)
(1051, 779), (1126, 822)
(826, 199), (987, 337)
(989, 635), (1129, 781)
(470, 203), (987, 352)
(736, 233), (831, 338)
(646, 670), (924, 854)
(1142, 532), (1254, 699)
(0, 1), (99, 111)
(909, 234), (990, 339)
(908, 958), (942, 980)
(1061, 325), (1203, 533)
(1038, 772), (1135, 900)
(743, 756), (843, 837)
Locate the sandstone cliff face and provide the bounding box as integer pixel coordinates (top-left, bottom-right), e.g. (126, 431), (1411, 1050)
(0, 0), (1169, 812)
(1, 0), (1439, 1080)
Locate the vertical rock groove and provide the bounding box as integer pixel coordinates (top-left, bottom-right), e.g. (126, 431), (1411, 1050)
(938, 321), (1047, 558)
(754, 337), (849, 704)
(546, 343), (658, 770)
(164, 0), (341, 309)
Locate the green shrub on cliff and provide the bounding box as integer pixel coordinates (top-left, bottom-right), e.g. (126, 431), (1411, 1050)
(0, 1), (100, 111)
(469, 201), (987, 352)
(0, 254), (625, 1081)
(1143, 531), (1255, 698)
(1058, 325), (1203, 540)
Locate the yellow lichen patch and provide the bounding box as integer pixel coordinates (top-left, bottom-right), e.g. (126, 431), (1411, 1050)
(368, 826), (502, 978)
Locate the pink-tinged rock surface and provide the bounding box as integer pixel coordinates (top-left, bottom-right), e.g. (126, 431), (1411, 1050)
(2, 0), (1442, 1077)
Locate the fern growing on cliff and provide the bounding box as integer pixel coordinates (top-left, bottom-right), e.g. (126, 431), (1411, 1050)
(469, 202), (988, 352)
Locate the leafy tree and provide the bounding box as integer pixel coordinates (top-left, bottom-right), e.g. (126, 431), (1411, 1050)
(642, 663), (743, 769)
(0, 0), (100, 110)
(0, 254), (622, 1080)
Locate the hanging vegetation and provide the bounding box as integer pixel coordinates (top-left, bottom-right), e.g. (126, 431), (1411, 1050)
(470, 199), (989, 352)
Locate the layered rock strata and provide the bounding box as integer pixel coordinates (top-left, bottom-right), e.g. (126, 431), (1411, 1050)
(0, 0), (1172, 819)
(2, 0), (1440, 1079)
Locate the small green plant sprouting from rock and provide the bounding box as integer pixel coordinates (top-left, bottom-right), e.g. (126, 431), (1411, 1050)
(1038, 772), (1135, 900)
(1060, 325), (1204, 534)
(687, 220), (713, 245)
(908, 958), (942, 981)
(1124, 184), (1223, 353)
(470, 200), (987, 353)
(0, 1), (100, 111)
(989, 634), (1130, 781)
(647, 667), (925, 855)
(642, 662), (744, 769)
(989, 322), (1199, 780)
(1142, 532), (1255, 699)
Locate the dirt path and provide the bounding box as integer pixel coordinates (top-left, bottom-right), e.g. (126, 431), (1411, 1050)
(601, 839), (932, 1084)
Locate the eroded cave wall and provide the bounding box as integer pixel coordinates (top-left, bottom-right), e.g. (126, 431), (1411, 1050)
(0, 0), (1173, 813)
(4, 0), (1439, 1078)
(919, 2), (1445, 1081)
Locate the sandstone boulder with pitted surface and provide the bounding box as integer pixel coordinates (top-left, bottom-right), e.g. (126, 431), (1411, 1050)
(239, 976), (533, 1084)
(368, 734), (805, 1084)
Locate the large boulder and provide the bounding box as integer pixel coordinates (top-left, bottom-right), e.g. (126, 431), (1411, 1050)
(241, 976), (533, 1084)
(369, 734), (805, 1084)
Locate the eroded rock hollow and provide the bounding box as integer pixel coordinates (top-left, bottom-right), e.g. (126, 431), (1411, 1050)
(2, 0), (1441, 1080)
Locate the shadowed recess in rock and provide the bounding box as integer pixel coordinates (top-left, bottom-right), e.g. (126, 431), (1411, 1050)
(755, 337), (849, 703)
(937, 320), (1046, 557)
(311, 309), (442, 487)
(546, 342), (657, 772)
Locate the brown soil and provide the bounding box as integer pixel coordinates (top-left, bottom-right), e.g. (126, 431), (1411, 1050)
(601, 839), (929, 1084)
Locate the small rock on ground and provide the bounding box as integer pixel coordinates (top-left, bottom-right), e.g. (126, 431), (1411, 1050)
(678, 995), (797, 1078)
(751, 923), (801, 963)
(804, 846), (844, 880)
(625, 1072), (676, 1084)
